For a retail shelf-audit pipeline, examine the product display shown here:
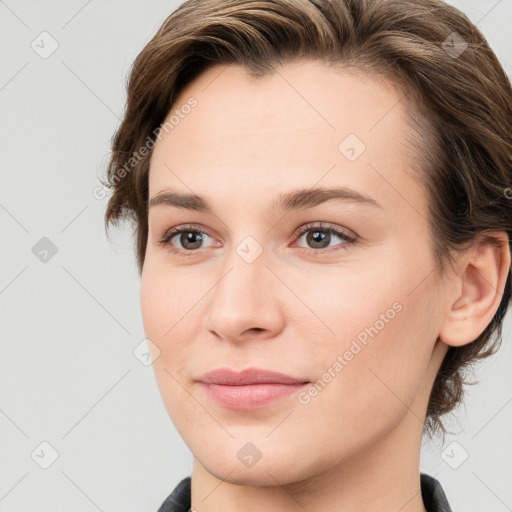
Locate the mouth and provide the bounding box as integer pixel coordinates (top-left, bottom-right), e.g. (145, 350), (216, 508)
(196, 367), (310, 410)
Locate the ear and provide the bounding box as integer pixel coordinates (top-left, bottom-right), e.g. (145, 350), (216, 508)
(439, 231), (511, 348)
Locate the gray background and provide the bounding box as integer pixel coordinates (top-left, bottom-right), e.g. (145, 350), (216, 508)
(0, 1), (511, 511)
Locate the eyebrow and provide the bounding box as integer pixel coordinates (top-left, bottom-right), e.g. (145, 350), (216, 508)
(148, 186), (383, 212)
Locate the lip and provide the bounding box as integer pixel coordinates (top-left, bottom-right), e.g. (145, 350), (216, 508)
(197, 367), (309, 385)
(196, 367), (310, 410)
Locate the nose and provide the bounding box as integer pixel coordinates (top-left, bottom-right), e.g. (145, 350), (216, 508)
(202, 248), (285, 343)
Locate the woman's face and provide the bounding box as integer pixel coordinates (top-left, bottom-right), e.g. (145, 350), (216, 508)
(141, 60), (448, 484)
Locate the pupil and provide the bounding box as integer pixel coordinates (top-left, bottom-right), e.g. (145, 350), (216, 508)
(178, 230), (331, 250)
(182, 231), (202, 249)
(308, 230), (329, 248)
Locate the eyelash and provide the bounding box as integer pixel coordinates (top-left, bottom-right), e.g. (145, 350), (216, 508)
(157, 222), (357, 257)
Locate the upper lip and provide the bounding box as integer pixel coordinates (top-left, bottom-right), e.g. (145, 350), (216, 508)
(197, 367), (309, 385)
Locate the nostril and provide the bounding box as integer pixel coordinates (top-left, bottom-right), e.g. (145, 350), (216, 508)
(244, 327), (264, 334)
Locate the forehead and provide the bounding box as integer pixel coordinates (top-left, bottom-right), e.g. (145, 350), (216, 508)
(148, 60), (425, 218)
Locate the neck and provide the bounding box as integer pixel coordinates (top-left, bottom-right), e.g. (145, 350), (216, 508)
(190, 409), (428, 512)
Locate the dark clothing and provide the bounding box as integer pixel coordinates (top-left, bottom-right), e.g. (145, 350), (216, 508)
(156, 472), (452, 511)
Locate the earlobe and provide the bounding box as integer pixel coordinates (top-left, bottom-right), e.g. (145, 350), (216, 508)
(438, 231), (511, 348)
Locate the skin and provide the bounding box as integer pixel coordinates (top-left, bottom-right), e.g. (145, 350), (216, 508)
(140, 60), (510, 512)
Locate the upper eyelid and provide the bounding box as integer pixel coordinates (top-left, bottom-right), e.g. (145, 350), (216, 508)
(160, 222), (355, 246)
(295, 222), (354, 236)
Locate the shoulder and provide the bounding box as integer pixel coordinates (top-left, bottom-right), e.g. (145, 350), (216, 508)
(420, 473), (453, 512)
(156, 476), (191, 512)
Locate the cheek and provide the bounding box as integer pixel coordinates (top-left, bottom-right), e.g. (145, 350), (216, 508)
(140, 268), (205, 429)
(140, 267), (198, 399)
(140, 264), (201, 349)
(294, 252), (436, 422)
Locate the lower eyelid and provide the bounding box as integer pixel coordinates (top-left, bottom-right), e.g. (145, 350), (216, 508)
(163, 226), (355, 255)
(167, 230), (216, 250)
(293, 231), (355, 253)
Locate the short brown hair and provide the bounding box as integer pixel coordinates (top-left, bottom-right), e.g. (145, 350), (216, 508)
(103, 0), (512, 438)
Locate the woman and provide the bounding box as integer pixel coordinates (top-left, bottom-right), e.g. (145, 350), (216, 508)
(102, 0), (512, 510)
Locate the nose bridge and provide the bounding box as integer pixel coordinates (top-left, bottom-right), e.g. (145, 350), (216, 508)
(203, 236), (283, 339)
(213, 239), (271, 311)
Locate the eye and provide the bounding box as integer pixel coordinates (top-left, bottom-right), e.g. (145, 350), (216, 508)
(156, 221), (357, 257)
(292, 222), (357, 255)
(157, 223), (217, 256)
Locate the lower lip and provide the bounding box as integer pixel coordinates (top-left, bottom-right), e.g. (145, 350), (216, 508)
(199, 382), (310, 410)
